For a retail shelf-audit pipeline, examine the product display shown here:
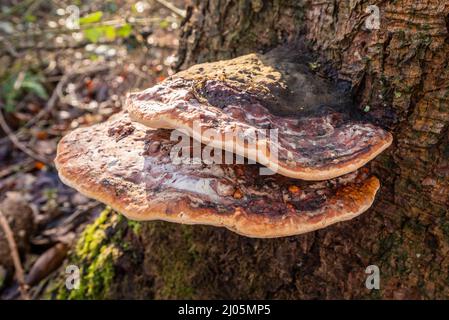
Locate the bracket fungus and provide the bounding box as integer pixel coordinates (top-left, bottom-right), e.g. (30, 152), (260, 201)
(55, 113), (380, 238)
(55, 50), (392, 238)
(126, 53), (392, 180)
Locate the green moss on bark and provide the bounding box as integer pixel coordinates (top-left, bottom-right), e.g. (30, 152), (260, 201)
(46, 209), (199, 300)
(49, 208), (123, 300)
(145, 223), (197, 299)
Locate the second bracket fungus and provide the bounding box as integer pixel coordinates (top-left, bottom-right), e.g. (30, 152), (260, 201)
(55, 50), (393, 237)
(126, 53), (392, 180)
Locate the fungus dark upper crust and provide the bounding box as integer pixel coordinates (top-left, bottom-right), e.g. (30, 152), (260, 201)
(55, 113), (380, 238)
(126, 53), (393, 181)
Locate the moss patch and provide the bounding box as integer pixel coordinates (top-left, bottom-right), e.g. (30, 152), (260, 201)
(50, 207), (124, 300)
(127, 220), (142, 235)
(145, 222), (197, 299)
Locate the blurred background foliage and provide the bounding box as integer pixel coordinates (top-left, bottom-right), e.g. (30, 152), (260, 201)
(0, 0), (185, 299)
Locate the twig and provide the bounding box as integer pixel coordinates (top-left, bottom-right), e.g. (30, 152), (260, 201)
(23, 64), (111, 128)
(0, 0), (34, 20)
(23, 0), (43, 20)
(0, 209), (30, 300)
(154, 0), (186, 18)
(0, 158), (34, 179)
(0, 64), (111, 151)
(11, 41), (177, 53)
(0, 106), (52, 165)
(60, 201), (100, 227)
(0, 36), (21, 58)
(1, 17), (163, 41)
(0, 129), (26, 148)
(21, 76), (66, 129)
(41, 201), (101, 240)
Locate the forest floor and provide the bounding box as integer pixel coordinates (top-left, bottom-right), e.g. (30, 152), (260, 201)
(0, 0), (184, 299)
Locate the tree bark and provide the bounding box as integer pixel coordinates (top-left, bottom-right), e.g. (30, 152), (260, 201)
(48, 0), (449, 299)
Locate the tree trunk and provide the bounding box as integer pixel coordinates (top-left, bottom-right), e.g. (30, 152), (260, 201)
(48, 0), (449, 299)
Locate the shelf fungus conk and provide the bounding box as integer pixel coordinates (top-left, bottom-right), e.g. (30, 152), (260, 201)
(55, 51), (393, 237)
(126, 53), (393, 180)
(55, 113), (381, 238)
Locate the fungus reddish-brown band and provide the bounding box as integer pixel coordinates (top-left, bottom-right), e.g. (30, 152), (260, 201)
(55, 113), (380, 238)
(126, 53), (393, 180)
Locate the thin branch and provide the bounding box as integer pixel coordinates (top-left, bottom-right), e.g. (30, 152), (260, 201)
(0, 106), (52, 165)
(0, 158), (34, 179)
(23, 64), (111, 129)
(0, 64), (111, 150)
(1, 17), (163, 41)
(154, 0), (186, 18)
(0, 209), (30, 300)
(11, 40), (177, 53)
(0, 0), (35, 20)
(0, 36), (21, 58)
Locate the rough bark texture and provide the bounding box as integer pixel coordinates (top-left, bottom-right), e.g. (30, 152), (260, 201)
(49, 0), (449, 299)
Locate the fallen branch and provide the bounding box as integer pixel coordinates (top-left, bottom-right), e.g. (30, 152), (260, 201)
(0, 36), (21, 58)
(154, 0), (186, 18)
(0, 209), (30, 300)
(23, 64), (111, 128)
(0, 158), (34, 179)
(0, 106), (52, 166)
(1, 17), (163, 41)
(11, 41), (177, 53)
(0, 64), (111, 152)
